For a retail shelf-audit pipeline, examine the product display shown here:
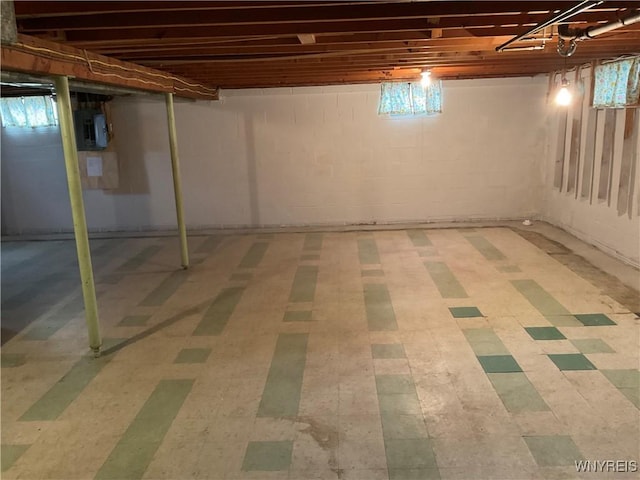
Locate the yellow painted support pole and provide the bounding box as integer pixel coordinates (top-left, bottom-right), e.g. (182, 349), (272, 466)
(165, 92), (189, 269)
(53, 75), (102, 355)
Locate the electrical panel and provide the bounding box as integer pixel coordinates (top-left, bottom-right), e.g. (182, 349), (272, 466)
(73, 109), (108, 151)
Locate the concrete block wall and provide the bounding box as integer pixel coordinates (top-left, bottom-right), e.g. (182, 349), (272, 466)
(542, 67), (640, 267)
(2, 77), (547, 233)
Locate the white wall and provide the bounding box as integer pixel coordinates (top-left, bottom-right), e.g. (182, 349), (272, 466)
(542, 66), (640, 267)
(1, 77), (548, 235)
(1, 126), (72, 234)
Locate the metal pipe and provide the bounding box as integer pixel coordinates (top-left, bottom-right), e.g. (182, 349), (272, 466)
(53, 75), (102, 356)
(165, 92), (190, 269)
(501, 44), (546, 52)
(578, 11), (640, 39)
(496, 0), (603, 51)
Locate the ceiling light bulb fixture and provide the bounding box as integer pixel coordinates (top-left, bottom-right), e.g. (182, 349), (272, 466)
(555, 78), (572, 106)
(420, 70), (432, 87)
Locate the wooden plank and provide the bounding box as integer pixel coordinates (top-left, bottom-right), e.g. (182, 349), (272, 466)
(567, 71), (584, 196)
(580, 107), (598, 201)
(554, 101), (568, 190)
(1, 34), (218, 100)
(598, 108), (616, 203)
(617, 108), (638, 217)
(16, 4), (567, 31)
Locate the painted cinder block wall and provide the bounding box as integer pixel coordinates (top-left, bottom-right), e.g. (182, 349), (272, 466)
(1, 77), (548, 235)
(4, 75), (638, 264)
(541, 66), (640, 267)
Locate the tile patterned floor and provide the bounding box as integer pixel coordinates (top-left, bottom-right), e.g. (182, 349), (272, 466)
(1, 227), (639, 479)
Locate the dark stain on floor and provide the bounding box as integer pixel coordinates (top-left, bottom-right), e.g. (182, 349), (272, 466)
(512, 227), (640, 313)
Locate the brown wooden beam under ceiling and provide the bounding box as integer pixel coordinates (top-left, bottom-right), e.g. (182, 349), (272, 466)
(16, 1), (638, 31)
(1, 34), (218, 100)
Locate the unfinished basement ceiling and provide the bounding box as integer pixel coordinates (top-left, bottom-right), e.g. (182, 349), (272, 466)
(13, 1), (640, 89)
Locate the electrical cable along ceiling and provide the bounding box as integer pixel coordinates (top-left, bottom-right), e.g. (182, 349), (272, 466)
(11, 1), (640, 89)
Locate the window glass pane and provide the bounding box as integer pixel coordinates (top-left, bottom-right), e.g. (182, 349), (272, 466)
(379, 81), (442, 116)
(0, 95), (58, 127)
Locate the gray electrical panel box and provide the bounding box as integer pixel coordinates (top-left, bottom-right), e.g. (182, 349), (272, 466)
(73, 109), (108, 150)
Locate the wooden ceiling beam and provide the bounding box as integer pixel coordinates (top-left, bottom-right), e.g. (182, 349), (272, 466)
(1, 34), (218, 100)
(22, 8), (628, 34)
(117, 33), (640, 62)
(54, 12), (622, 43)
(17, 2), (586, 31)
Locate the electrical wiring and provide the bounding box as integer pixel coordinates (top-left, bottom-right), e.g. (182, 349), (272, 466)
(14, 42), (218, 98)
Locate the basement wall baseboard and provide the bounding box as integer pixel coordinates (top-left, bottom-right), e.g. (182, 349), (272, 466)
(539, 215), (640, 270)
(1, 216), (534, 241)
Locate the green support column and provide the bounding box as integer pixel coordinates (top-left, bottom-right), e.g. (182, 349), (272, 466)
(53, 75), (102, 355)
(165, 92), (189, 269)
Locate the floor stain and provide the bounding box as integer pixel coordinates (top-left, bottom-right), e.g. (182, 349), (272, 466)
(512, 228), (640, 312)
(297, 415), (342, 479)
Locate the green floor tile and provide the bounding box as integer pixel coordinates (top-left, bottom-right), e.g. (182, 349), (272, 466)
(229, 273), (252, 282)
(238, 242), (269, 269)
(300, 253), (320, 261)
(364, 284), (399, 331)
(574, 313), (616, 326)
(477, 355), (522, 373)
(511, 280), (581, 327)
(192, 287), (244, 336)
(194, 235), (221, 254)
(449, 306), (482, 318)
(101, 273), (125, 284)
(1, 444), (29, 472)
(23, 319), (72, 341)
(358, 238), (380, 264)
(118, 315), (151, 327)
(257, 333), (308, 417)
(466, 235), (506, 261)
(139, 270), (188, 307)
(20, 356), (111, 421)
(303, 233), (323, 251)
(289, 266), (318, 303)
(174, 348), (211, 364)
(497, 265), (521, 273)
(525, 327), (566, 340)
(379, 393), (422, 415)
(487, 373), (549, 412)
(242, 441), (293, 471)
(376, 375), (415, 394)
(463, 328), (509, 355)
(617, 387), (640, 408)
(385, 438), (438, 469)
(600, 369), (639, 388)
(381, 414), (428, 439)
(372, 344), (406, 359)
(600, 370), (639, 407)
(95, 379), (194, 480)
(117, 245), (162, 272)
(1, 353), (27, 368)
(418, 249), (438, 258)
(547, 354), (596, 371)
(283, 310), (312, 322)
(362, 269), (385, 277)
(389, 468), (441, 480)
(425, 262), (468, 299)
(407, 230), (433, 248)
(570, 338), (614, 354)
(523, 435), (584, 466)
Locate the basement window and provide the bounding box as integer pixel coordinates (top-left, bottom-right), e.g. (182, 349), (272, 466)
(378, 81), (442, 116)
(592, 57), (639, 108)
(0, 95), (58, 128)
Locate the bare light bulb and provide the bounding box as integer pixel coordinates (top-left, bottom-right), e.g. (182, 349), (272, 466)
(555, 80), (572, 106)
(420, 70), (432, 88)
